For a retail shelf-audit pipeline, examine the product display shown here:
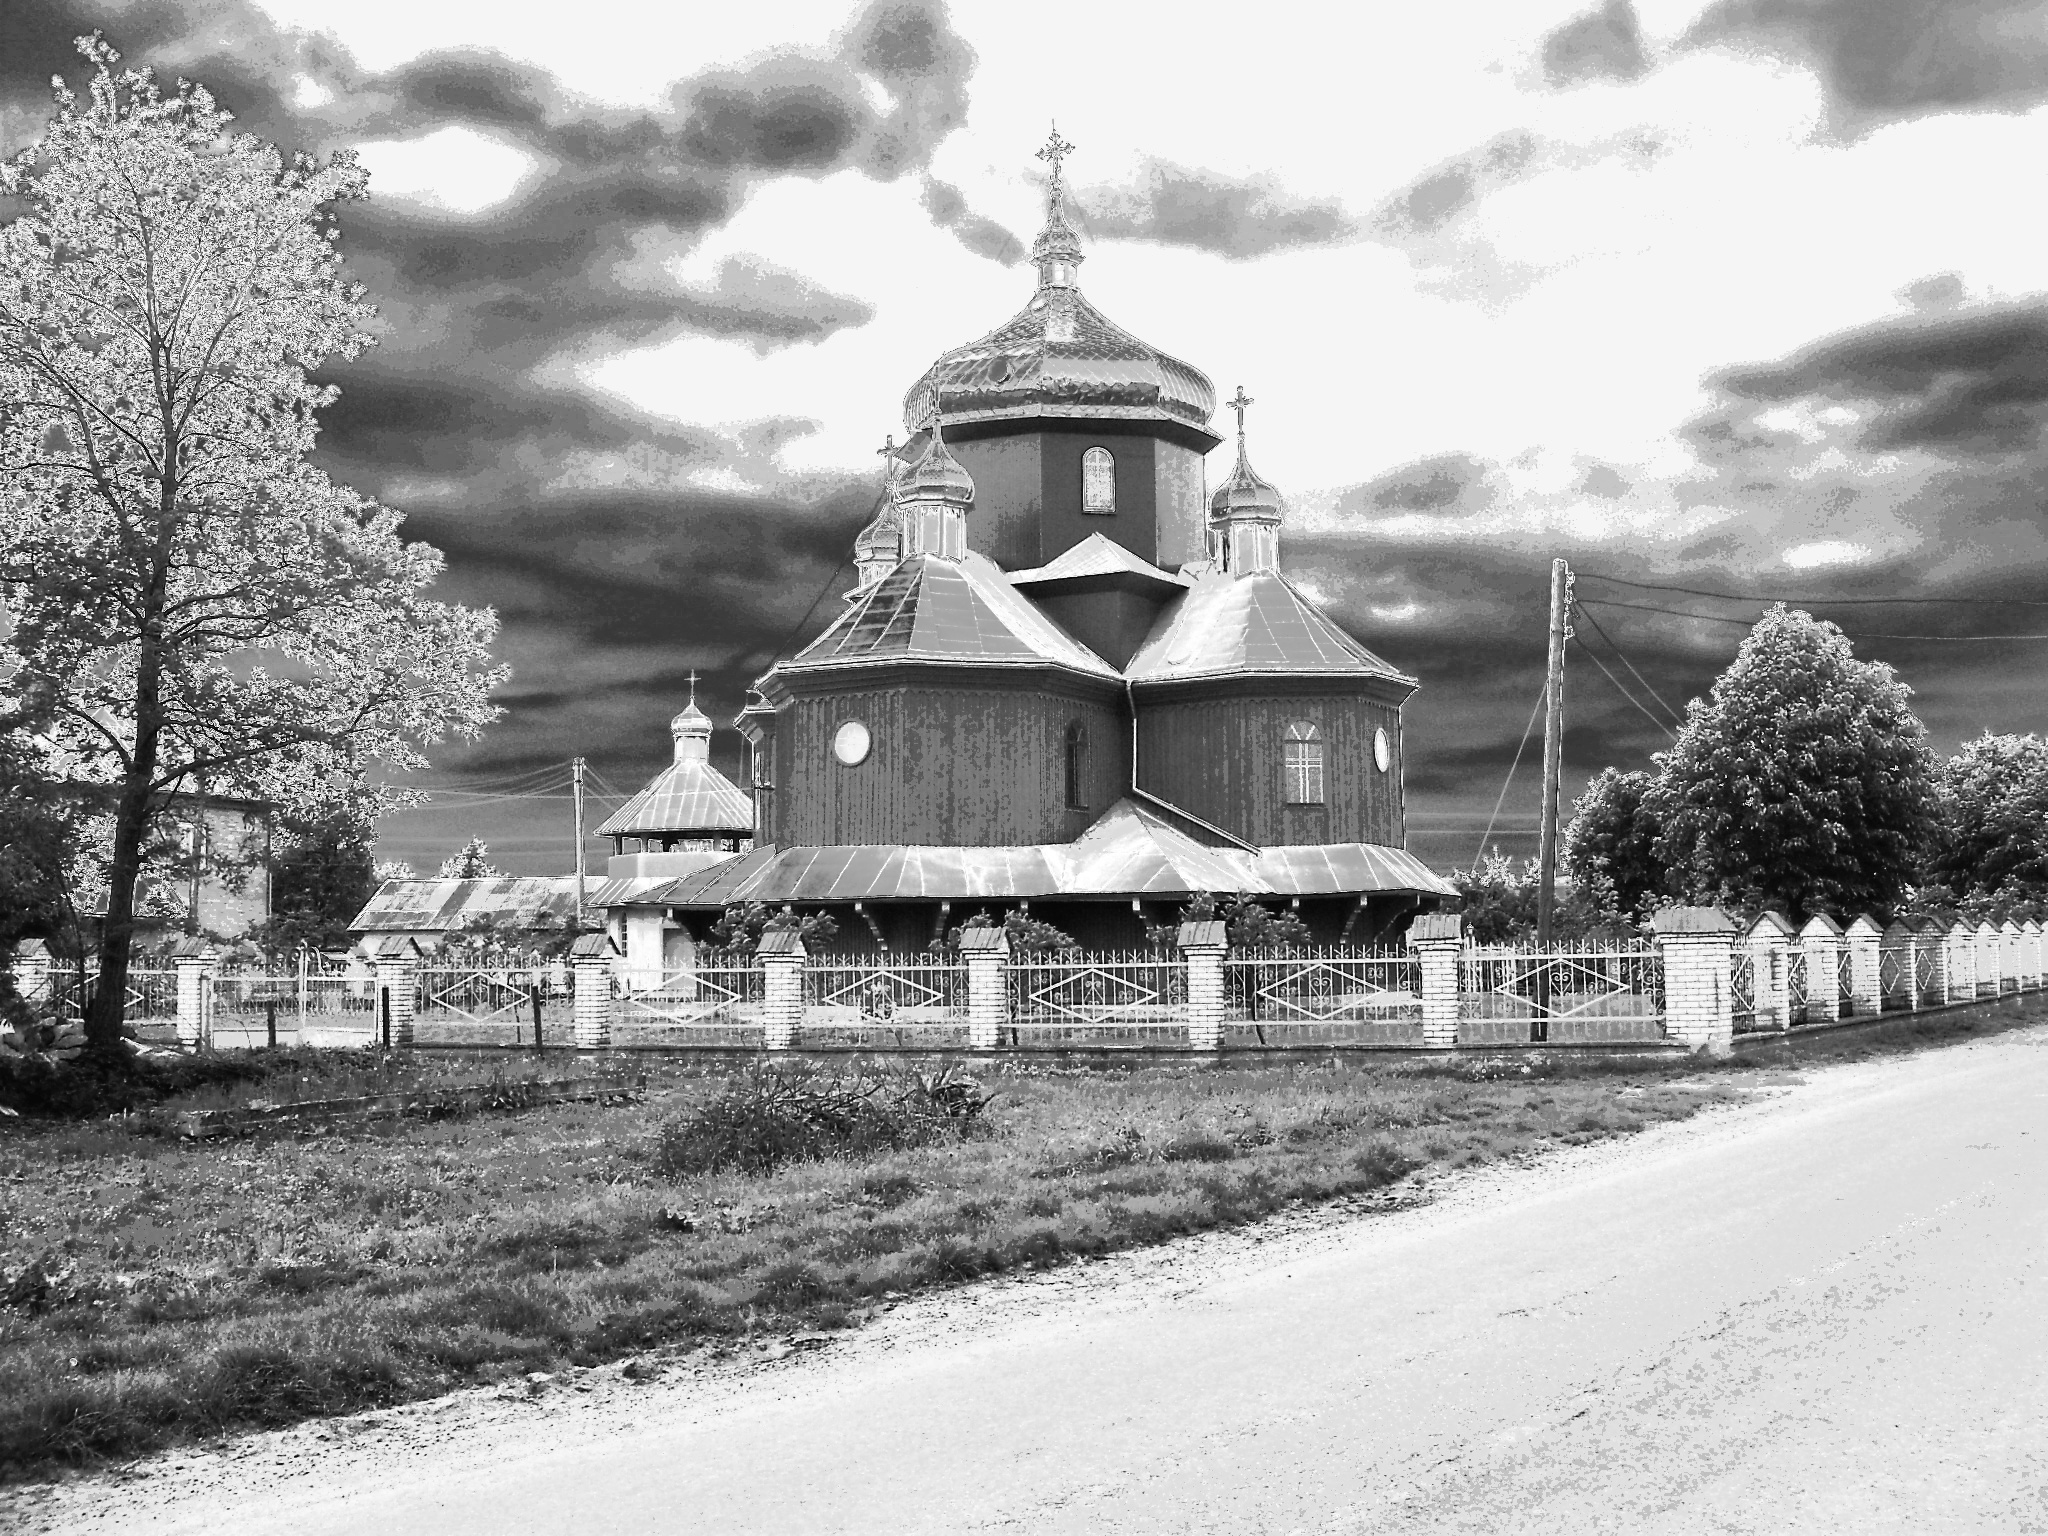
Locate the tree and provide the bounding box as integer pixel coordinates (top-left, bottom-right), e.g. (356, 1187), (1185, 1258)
(1921, 731), (2048, 904)
(1562, 767), (1666, 922)
(257, 806), (378, 952)
(438, 837), (501, 879)
(709, 902), (840, 952)
(0, 46), (505, 1056)
(1452, 849), (1604, 945)
(1646, 606), (1934, 921)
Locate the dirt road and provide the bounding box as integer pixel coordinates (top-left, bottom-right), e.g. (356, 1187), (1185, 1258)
(17, 1028), (2048, 1534)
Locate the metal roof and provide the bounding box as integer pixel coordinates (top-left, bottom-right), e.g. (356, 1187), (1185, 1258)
(594, 759), (754, 838)
(1126, 571), (1416, 686)
(615, 799), (1454, 908)
(780, 551), (1119, 681)
(1008, 532), (1191, 589)
(902, 284), (1217, 436)
(350, 877), (581, 933)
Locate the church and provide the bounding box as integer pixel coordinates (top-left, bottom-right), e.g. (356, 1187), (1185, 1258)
(597, 132), (1454, 967)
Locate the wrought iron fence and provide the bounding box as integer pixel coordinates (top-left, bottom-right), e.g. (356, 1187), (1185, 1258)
(45, 967), (178, 1027)
(1730, 949), (1764, 1033)
(614, 957), (764, 1035)
(1223, 947), (1422, 1046)
(1457, 944), (1665, 1043)
(1007, 950), (1188, 1030)
(1785, 948), (1810, 1022)
(1837, 944), (1855, 1012)
(799, 957), (968, 1046)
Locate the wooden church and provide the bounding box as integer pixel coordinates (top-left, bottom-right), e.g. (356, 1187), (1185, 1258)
(599, 132), (1453, 964)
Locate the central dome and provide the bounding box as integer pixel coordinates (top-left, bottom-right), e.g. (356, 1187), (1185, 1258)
(902, 285), (1218, 436)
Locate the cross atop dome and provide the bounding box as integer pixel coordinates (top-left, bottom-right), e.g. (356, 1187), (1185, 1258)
(1030, 122), (1085, 291)
(1227, 385), (1255, 438)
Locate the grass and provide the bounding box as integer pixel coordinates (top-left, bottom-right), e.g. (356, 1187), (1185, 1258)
(3, 990), (2042, 1484)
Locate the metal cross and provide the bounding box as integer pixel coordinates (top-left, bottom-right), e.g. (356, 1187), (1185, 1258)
(686, 668), (699, 704)
(1036, 123), (1076, 184)
(876, 433), (897, 483)
(1228, 385), (1255, 436)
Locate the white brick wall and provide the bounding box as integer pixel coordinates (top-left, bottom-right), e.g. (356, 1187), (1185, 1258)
(1183, 945), (1225, 1051)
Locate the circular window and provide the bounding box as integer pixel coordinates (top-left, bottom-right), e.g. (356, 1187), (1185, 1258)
(1373, 727), (1391, 773)
(833, 720), (871, 766)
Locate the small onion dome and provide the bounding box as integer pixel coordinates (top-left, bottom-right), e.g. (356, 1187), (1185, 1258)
(670, 699), (713, 763)
(854, 504), (903, 559)
(1210, 445), (1281, 523)
(899, 418), (975, 506)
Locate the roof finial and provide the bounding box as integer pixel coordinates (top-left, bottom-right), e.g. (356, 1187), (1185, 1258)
(1030, 123), (1084, 290)
(1036, 122), (1076, 191)
(686, 669), (699, 706)
(1227, 384), (1255, 446)
(877, 432), (898, 488)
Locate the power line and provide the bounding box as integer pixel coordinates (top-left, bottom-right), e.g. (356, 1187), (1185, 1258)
(1474, 679), (1548, 872)
(1570, 631), (1677, 742)
(1573, 601), (1685, 728)
(1577, 572), (2048, 609)
(1577, 596), (2048, 641)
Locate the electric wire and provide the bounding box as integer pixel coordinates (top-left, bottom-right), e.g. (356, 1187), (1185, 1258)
(1474, 679), (1548, 872)
(1570, 631), (1678, 742)
(1576, 596), (2048, 640)
(1576, 572), (2048, 609)
(1572, 601), (1685, 728)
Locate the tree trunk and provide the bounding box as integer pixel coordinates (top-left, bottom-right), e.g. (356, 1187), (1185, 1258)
(86, 760), (157, 1058)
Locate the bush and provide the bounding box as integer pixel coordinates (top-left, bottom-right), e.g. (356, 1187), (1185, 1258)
(651, 1062), (994, 1177)
(0, 1048), (270, 1119)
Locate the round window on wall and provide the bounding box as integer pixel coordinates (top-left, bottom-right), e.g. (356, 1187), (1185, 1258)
(833, 720), (871, 766)
(1373, 727), (1391, 773)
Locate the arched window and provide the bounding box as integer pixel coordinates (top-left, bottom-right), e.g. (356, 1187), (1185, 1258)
(1064, 721), (1088, 809)
(1283, 721), (1324, 805)
(1082, 446), (1116, 514)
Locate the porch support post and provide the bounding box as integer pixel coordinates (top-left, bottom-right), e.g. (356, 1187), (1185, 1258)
(171, 939), (218, 1048)
(570, 933), (620, 1050)
(757, 928), (806, 1051)
(1843, 915), (1883, 1017)
(1652, 907), (1737, 1055)
(1406, 912), (1463, 1049)
(1179, 920), (1228, 1052)
(958, 923), (1010, 1051)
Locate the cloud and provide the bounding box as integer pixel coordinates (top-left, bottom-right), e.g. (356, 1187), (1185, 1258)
(919, 176), (1024, 264)
(1684, 0), (2048, 133)
(1541, 0), (1652, 87)
(1071, 159), (1358, 261)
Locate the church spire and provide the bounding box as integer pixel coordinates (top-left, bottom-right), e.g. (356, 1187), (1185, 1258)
(1031, 123), (1084, 291)
(670, 670), (713, 763)
(897, 404), (974, 560)
(1208, 385), (1283, 574)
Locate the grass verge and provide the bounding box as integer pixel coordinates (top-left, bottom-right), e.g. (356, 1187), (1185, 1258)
(3, 991), (2042, 1484)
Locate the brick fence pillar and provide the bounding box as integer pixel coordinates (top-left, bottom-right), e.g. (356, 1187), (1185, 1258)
(757, 929), (805, 1051)
(1800, 914), (1844, 1022)
(1844, 915), (1884, 1016)
(1746, 913), (1796, 1032)
(1999, 919), (2024, 993)
(372, 948), (418, 1049)
(958, 924), (1009, 1050)
(1179, 920), (1227, 1051)
(2024, 919), (2046, 991)
(1406, 912), (1463, 1049)
(171, 940), (218, 1048)
(1653, 907), (1738, 1055)
(1939, 920), (1973, 1003)
(1974, 920), (2002, 997)
(569, 932), (619, 1050)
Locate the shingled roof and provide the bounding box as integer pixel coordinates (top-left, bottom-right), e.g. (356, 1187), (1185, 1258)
(780, 551), (1118, 680)
(1125, 571), (1416, 686)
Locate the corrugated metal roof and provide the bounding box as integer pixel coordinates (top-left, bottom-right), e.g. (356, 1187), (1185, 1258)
(902, 285), (1217, 435)
(1126, 571), (1417, 686)
(350, 877), (581, 933)
(594, 759), (754, 838)
(782, 551), (1119, 681)
(1008, 533), (1192, 589)
(614, 800), (1454, 908)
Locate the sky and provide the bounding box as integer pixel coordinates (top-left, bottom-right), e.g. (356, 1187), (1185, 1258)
(5, 0), (2048, 875)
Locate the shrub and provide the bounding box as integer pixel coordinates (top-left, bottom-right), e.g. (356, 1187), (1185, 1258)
(651, 1062), (994, 1177)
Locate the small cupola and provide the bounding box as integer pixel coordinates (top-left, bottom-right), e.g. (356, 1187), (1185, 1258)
(852, 434), (906, 590)
(1031, 124), (1085, 292)
(670, 676), (713, 764)
(1208, 385), (1282, 574)
(896, 407), (974, 560)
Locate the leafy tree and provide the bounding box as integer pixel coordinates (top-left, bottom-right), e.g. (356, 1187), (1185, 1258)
(256, 807), (378, 952)
(0, 46), (504, 1056)
(1141, 891), (1310, 952)
(1562, 767), (1667, 922)
(1646, 606), (1934, 921)
(944, 908), (1077, 952)
(709, 902), (840, 953)
(1452, 849), (1605, 945)
(438, 837), (501, 879)
(1921, 732), (2048, 904)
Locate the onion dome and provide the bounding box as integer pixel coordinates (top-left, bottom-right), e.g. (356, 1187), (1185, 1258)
(901, 129), (1218, 443)
(669, 696), (713, 764)
(895, 409), (974, 561)
(850, 435), (907, 592)
(1209, 386), (1283, 574)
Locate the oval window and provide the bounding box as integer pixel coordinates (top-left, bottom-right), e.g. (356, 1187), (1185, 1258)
(1373, 727), (1391, 773)
(833, 720), (871, 766)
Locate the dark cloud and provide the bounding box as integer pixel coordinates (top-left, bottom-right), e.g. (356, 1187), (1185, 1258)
(1072, 159), (1357, 261)
(1685, 0), (2048, 132)
(1371, 134), (1541, 240)
(919, 176), (1025, 264)
(1541, 0), (1652, 86)
(1341, 454), (1499, 517)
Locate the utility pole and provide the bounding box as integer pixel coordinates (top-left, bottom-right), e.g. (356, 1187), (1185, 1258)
(1535, 557), (1573, 946)
(571, 756), (588, 930)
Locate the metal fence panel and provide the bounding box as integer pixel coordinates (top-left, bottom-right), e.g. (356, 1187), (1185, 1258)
(1457, 945), (1665, 1043)
(1007, 951), (1187, 1029)
(1223, 948), (1423, 1046)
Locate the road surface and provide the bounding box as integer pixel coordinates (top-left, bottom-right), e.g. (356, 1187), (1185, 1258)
(18, 1026), (2048, 1534)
